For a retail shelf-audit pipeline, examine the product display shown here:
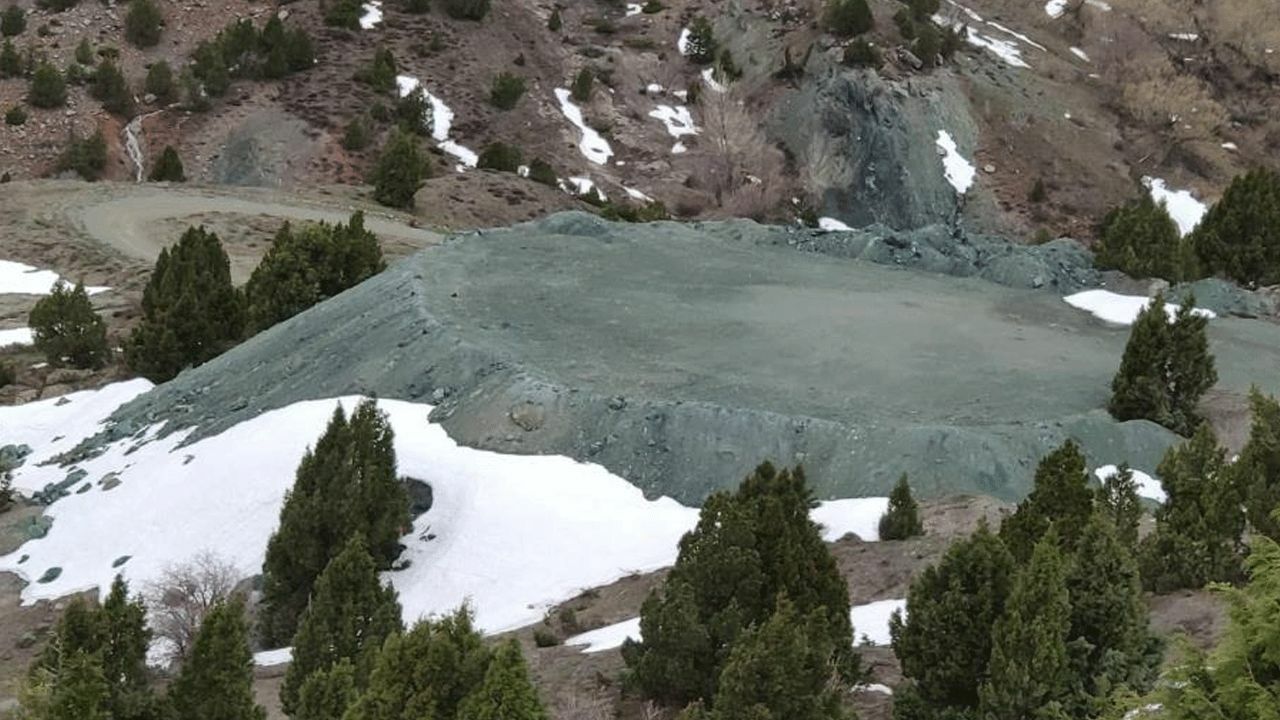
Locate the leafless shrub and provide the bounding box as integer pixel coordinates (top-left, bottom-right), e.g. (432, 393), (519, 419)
(695, 90), (787, 220)
(145, 550), (241, 665)
(553, 691), (612, 720)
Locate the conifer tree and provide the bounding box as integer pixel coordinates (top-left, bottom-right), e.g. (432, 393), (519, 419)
(28, 281), (109, 369)
(90, 58), (133, 116)
(355, 46), (396, 94)
(442, 0), (489, 21)
(824, 0), (873, 37)
(97, 576), (154, 720)
(999, 440), (1095, 561)
(295, 660), (358, 720)
(1165, 297), (1217, 434)
(879, 473), (924, 540)
(685, 16), (715, 64)
(980, 532), (1072, 720)
(144, 60), (176, 104)
(456, 639), (548, 720)
(148, 145), (185, 182)
(28, 61), (66, 107)
(1094, 195), (1188, 281)
(1192, 167), (1280, 286)
(2, 4), (25, 37)
(281, 536), (403, 715)
(372, 130), (429, 209)
(1095, 465), (1142, 550)
(125, 226), (244, 382)
(48, 651), (110, 720)
(125, 0), (163, 48)
(1109, 295), (1172, 427)
(890, 521), (1015, 715)
(623, 462), (858, 707)
(1233, 389), (1280, 541)
(0, 38), (20, 78)
(167, 598), (265, 720)
(259, 400), (409, 647)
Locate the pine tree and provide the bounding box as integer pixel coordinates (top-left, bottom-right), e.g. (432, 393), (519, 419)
(623, 462), (858, 707)
(569, 67), (592, 103)
(685, 16), (715, 64)
(48, 651), (110, 720)
(125, 0), (162, 48)
(1, 4), (25, 37)
(1109, 293), (1173, 427)
(28, 281), (109, 369)
(90, 58), (133, 116)
(0, 39), (20, 78)
(980, 532), (1071, 720)
(1192, 167), (1280, 286)
(546, 8), (561, 31)
(372, 130), (429, 209)
(999, 440), (1095, 561)
(1138, 423), (1246, 591)
(824, 0), (873, 37)
(1095, 194), (1187, 281)
(295, 660), (358, 720)
(356, 47), (397, 94)
(488, 72), (525, 110)
(890, 520), (1015, 715)
(456, 639), (548, 720)
(57, 129), (109, 181)
(28, 61), (66, 107)
(281, 536), (403, 715)
(1165, 297), (1217, 435)
(879, 473), (924, 540)
(1233, 389), (1280, 542)
(74, 38), (93, 65)
(259, 400), (409, 647)
(145, 60), (176, 104)
(167, 598), (265, 720)
(125, 226), (244, 382)
(442, 0), (489, 21)
(148, 145), (185, 182)
(1095, 464), (1142, 550)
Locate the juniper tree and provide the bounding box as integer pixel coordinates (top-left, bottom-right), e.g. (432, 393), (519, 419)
(685, 16), (715, 64)
(0, 39), (19, 77)
(28, 61), (66, 107)
(74, 38), (93, 65)
(999, 439), (1095, 561)
(456, 639), (548, 720)
(1165, 298), (1217, 434)
(442, 0), (489, 21)
(295, 660), (358, 720)
(324, 0), (362, 29)
(824, 0), (873, 37)
(1095, 464), (1143, 550)
(1233, 389), (1280, 542)
(569, 67), (592, 102)
(125, 0), (163, 48)
(1192, 167), (1280, 286)
(167, 598), (265, 720)
(28, 281), (109, 369)
(879, 473), (924, 540)
(488, 72), (525, 110)
(372, 130), (430, 209)
(1, 4), (25, 37)
(57, 130), (108, 181)
(281, 536), (403, 715)
(622, 462), (858, 707)
(144, 60), (176, 104)
(1094, 195), (1189, 281)
(90, 58), (133, 116)
(356, 47), (397, 94)
(259, 400), (409, 647)
(148, 145), (185, 182)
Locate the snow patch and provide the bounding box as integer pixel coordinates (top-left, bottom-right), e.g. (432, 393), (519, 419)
(648, 104), (698, 140)
(1063, 290), (1216, 326)
(623, 187), (654, 202)
(1221, 141), (1237, 151)
(1085, 0), (1111, 10)
(985, 20), (1047, 52)
(671, 141), (688, 154)
(566, 617), (642, 653)
(700, 67), (727, 93)
(818, 217), (854, 232)
(677, 27), (691, 55)
(0, 262), (109, 296)
(0, 327), (34, 348)
(1169, 32), (1199, 41)
(935, 131), (976, 194)
(625, 3), (641, 16)
(1044, 0), (1067, 17)
(1070, 46), (1090, 61)
(554, 88), (614, 165)
(1142, 177), (1207, 236)
(645, 83), (663, 94)
(851, 599), (906, 646)
(811, 497), (890, 541)
(561, 176), (607, 201)
(934, 14), (1031, 68)
(254, 647), (293, 667)
(857, 683), (894, 695)
(1094, 465), (1166, 504)
(359, 0), (382, 29)
(395, 75), (478, 168)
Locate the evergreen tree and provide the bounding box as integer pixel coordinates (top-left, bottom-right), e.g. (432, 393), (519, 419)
(372, 130), (429, 209)
(1094, 194), (1189, 281)
(1109, 293), (1178, 431)
(622, 462), (858, 707)
(324, 0), (362, 29)
(685, 17), (715, 64)
(1138, 423), (1246, 591)
(908, 0), (940, 20)
(167, 598), (265, 720)
(355, 47), (397, 94)
(28, 61), (66, 107)
(456, 639), (548, 720)
(259, 400), (410, 647)
(879, 473), (924, 540)
(125, 0), (163, 48)
(144, 60), (176, 104)
(295, 660), (358, 720)
(281, 536), (403, 715)
(395, 86), (431, 136)
(57, 129), (108, 181)
(526, 158), (557, 187)
(1095, 464), (1142, 550)
(488, 72), (525, 110)
(546, 8), (560, 31)
(979, 532), (1071, 720)
(90, 58), (133, 116)
(1165, 297), (1217, 434)
(2, 4), (25, 37)
(28, 281), (109, 369)
(148, 145), (185, 182)
(48, 651), (110, 720)
(345, 607), (492, 720)
(824, 0), (873, 37)
(75, 38), (93, 65)
(999, 440), (1095, 561)
(125, 226), (244, 382)
(0, 38), (20, 78)
(477, 142), (522, 172)
(243, 212), (385, 334)
(1192, 167), (1280, 286)
(1233, 389), (1280, 542)
(569, 67), (592, 103)
(442, 0), (489, 21)
(890, 521), (1015, 716)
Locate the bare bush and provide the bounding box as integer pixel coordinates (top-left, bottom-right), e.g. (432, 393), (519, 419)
(695, 89), (787, 220)
(145, 551), (241, 664)
(553, 691), (612, 720)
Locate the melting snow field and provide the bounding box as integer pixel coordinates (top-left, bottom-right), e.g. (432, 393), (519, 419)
(1142, 177), (1208, 236)
(0, 328), (33, 348)
(935, 131), (976, 194)
(566, 617), (642, 653)
(0, 386), (890, 636)
(677, 27), (691, 55)
(1094, 465), (1166, 503)
(1045, 0), (1067, 18)
(1070, 47), (1090, 62)
(554, 88), (614, 166)
(812, 497), (890, 541)
(359, 0), (382, 29)
(649, 104), (698, 154)
(701, 67), (727, 93)
(934, 14), (1030, 68)
(850, 598), (906, 646)
(0, 261), (110, 296)
(1063, 290), (1216, 326)
(395, 75), (478, 170)
(818, 217), (855, 232)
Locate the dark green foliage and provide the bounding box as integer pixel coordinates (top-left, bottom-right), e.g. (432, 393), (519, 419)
(124, 0), (162, 48)
(531, 628), (559, 647)
(1095, 195), (1190, 281)
(842, 39), (881, 67)
(685, 16), (715, 64)
(2, 4), (25, 37)
(5, 104), (26, 124)
(546, 8), (560, 31)
(372, 130), (430, 209)
(189, 17), (313, 99)
(125, 226), (244, 382)
(569, 67), (592, 102)
(1109, 293), (1217, 435)
(1095, 465), (1142, 550)
(295, 660), (357, 720)
(526, 158), (557, 187)
(622, 462), (858, 707)
(715, 49), (740, 81)
(642, 0), (663, 12)
(144, 61), (176, 104)
(36, 0), (78, 11)
(28, 61), (65, 107)
(1139, 423), (1246, 591)
(244, 212), (384, 334)
(939, 24), (964, 59)
(442, 0), (489, 20)
(456, 639), (548, 720)
(28, 282), (109, 369)
(893, 8), (916, 39)
(600, 200), (669, 223)
(1236, 389), (1280, 541)
(825, 0), (873, 37)
(402, 0), (430, 14)
(914, 21), (941, 63)
(90, 58), (133, 116)
(489, 72), (525, 110)
(999, 440), (1095, 561)
(259, 400), (410, 647)
(325, 0), (362, 29)
(148, 145), (185, 182)
(342, 116), (372, 151)
(1029, 178), (1047, 203)
(74, 38), (93, 65)
(1192, 167), (1280, 286)
(879, 474), (924, 540)
(0, 38), (19, 77)
(908, 0), (940, 20)
(395, 86), (431, 136)
(56, 130), (107, 181)
(891, 521), (1015, 714)
(167, 598), (265, 720)
(356, 47), (397, 94)
(477, 142), (522, 172)
(345, 607), (492, 720)
(281, 537), (403, 715)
